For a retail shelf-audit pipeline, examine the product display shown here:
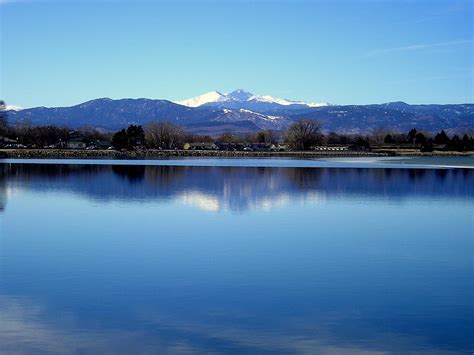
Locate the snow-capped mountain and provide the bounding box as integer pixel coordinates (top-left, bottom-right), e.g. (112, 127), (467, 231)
(176, 91), (228, 107)
(5, 96), (473, 135)
(228, 89), (253, 101)
(0, 104), (23, 111)
(176, 89), (329, 110)
(247, 94), (328, 108)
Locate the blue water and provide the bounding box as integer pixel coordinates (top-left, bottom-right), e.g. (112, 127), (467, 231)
(0, 160), (473, 354)
(3, 155), (474, 169)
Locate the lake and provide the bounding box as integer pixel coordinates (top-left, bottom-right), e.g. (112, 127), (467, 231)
(0, 158), (473, 354)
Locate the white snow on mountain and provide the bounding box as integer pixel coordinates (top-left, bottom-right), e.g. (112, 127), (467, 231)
(176, 91), (228, 107)
(249, 95), (328, 107)
(175, 89), (329, 108)
(0, 105), (23, 111)
(215, 107), (289, 129)
(237, 108), (280, 121)
(305, 102), (330, 108)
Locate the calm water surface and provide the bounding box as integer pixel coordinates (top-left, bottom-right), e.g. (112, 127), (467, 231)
(0, 160), (473, 354)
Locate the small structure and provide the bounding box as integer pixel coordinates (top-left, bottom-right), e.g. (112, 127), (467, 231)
(275, 144), (289, 151)
(89, 140), (112, 150)
(250, 143), (272, 151)
(348, 145), (369, 151)
(380, 143), (420, 150)
(67, 138), (86, 149)
(183, 142), (218, 150)
(0, 136), (18, 144)
(216, 142), (236, 151)
(313, 145), (348, 152)
(0, 136), (20, 148)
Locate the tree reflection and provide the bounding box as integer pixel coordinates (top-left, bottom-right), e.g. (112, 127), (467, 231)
(112, 165), (146, 183)
(1, 163), (473, 212)
(0, 164), (7, 212)
(285, 168), (322, 189)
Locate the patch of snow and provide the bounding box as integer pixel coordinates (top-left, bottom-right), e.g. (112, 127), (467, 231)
(237, 108), (282, 121)
(305, 102), (330, 107)
(249, 95), (329, 107)
(250, 95), (292, 105)
(238, 108), (255, 114)
(176, 91), (228, 107)
(266, 115), (280, 121)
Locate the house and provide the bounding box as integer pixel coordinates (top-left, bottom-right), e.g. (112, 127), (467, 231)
(216, 142), (236, 151)
(183, 142), (218, 150)
(432, 144), (448, 151)
(380, 143), (420, 150)
(90, 140), (112, 150)
(274, 144), (289, 151)
(67, 138), (86, 149)
(312, 145), (348, 151)
(348, 144), (369, 151)
(0, 136), (18, 144)
(0, 136), (19, 148)
(250, 143), (272, 151)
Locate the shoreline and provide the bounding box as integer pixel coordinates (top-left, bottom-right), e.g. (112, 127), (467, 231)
(0, 149), (473, 160)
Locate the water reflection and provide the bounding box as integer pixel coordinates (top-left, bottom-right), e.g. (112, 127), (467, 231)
(1, 163), (473, 213)
(0, 164), (7, 212)
(0, 162), (473, 354)
(2, 293), (466, 354)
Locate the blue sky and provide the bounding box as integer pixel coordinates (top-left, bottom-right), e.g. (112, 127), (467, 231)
(1, 0), (472, 108)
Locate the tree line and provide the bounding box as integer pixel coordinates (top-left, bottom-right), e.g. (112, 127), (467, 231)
(379, 128), (474, 152)
(109, 120), (473, 152)
(110, 119), (325, 150)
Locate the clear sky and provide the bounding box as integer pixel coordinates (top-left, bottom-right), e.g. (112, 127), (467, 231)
(1, 0), (473, 108)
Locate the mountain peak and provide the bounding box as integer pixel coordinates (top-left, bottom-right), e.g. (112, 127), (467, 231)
(228, 89), (253, 101)
(176, 91), (227, 107)
(175, 89), (329, 108)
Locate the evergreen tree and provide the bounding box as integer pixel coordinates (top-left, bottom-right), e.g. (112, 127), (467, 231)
(126, 125), (145, 146)
(384, 134), (394, 144)
(449, 135), (462, 151)
(407, 128), (417, 143)
(434, 130), (450, 145)
(112, 129), (129, 149)
(415, 132), (426, 145)
(420, 138), (434, 152)
(462, 134), (473, 151)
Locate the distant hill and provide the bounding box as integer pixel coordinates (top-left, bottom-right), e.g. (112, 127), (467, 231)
(4, 90), (474, 134)
(289, 103), (474, 135)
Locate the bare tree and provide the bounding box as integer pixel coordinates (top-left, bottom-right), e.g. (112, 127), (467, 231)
(370, 128), (391, 146)
(145, 121), (185, 149)
(77, 125), (110, 142)
(284, 119), (323, 150)
(248, 130), (279, 144)
(217, 132), (241, 143)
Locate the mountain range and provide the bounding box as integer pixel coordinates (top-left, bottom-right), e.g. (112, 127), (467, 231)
(3, 89), (474, 135)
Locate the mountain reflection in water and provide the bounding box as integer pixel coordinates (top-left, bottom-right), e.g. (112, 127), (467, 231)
(0, 163), (473, 213)
(0, 162), (473, 354)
